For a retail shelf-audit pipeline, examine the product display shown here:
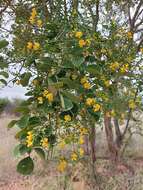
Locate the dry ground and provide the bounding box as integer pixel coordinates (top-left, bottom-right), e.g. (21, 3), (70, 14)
(1, 116), (143, 190)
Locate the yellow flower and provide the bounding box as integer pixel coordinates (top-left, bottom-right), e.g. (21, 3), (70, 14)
(111, 110), (116, 117)
(31, 8), (37, 17)
(41, 138), (48, 148)
(43, 89), (49, 97)
(127, 31), (133, 39)
(29, 16), (35, 24)
(79, 136), (84, 145)
(32, 79), (38, 86)
(80, 76), (88, 84)
(79, 39), (86, 47)
(109, 62), (119, 71)
(71, 152), (78, 161)
(27, 42), (33, 49)
(33, 42), (40, 50)
(80, 127), (88, 135)
(86, 39), (91, 46)
(26, 131), (33, 147)
(120, 64), (129, 73)
(15, 80), (21, 85)
(59, 141), (66, 149)
(64, 115), (71, 122)
(75, 31), (83, 38)
(79, 148), (84, 156)
(129, 100), (136, 109)
(93, 104), (101, 112)
(104, 80), (110, 87)
(105, 112), (111, 117)
(83, 82), (91, 89)
(140, 48), (143, 53)
(27, 131), (33, 136)
(37, 19), (42, 28)
(86, 98), (95, 106)
(57, 159), (67, 172)
(46, 93), (54, 102)
(37, 96), (43, 104)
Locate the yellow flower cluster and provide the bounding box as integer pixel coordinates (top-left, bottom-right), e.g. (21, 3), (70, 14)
(109, 62), (119, 71)
(79, 39), (86, 47)
(71, 152), (78, 161)
(26, 131), (33, 147)
(93, 104), (101, 112)
(79, 148), (84, 157)
(128, 100), (136, 109)
(75, 31), (83, 38)
(80, 76), (91, 89)
(29, 8), (37, 24)
(79, 135), (84, 145)
(41, 138), (48, 148)
(86, 98), (95, 106)
(29, 8), (42, 27)
(127, 31), (133, 39)
(85, 97), (101, 112)
(64, 114), (72, 122)
(27, 42), (40, 50)
(120, 64), (129, 73)
(80, 127), (88, 135)
(57, 159), (67, 172)
(37, 96), (43, 104)
(43, 90), (54, 102)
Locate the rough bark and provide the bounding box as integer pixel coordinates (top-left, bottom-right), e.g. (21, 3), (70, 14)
(89, 126), (96, 163)
(104, 115), (119, 162)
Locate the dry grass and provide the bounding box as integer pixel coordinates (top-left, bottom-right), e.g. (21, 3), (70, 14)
(1, 115), (143, 190)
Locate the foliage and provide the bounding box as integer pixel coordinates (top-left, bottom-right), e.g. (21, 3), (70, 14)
(0, 0), (143, 175)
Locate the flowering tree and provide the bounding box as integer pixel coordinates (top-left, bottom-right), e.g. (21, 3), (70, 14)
(1, 0), (143, 175)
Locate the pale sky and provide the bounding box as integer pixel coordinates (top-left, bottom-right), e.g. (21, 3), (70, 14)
(0, 85), (27, 100)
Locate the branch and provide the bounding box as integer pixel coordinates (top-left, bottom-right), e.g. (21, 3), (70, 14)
(0, 0), (11, 15)
(122, 88), (139, 138)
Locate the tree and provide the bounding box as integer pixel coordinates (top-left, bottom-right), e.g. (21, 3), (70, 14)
(1, 0), (143, 175)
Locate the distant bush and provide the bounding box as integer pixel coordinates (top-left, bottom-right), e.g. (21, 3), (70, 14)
(0, 98), (25, 115)
(0, 98), (10, 114)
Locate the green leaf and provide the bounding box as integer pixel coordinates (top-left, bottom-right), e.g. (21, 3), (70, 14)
(28, 116), (41, 126)
(49, 82), (63, 89)
(60, 94), (73, 111)
(86, 65), (100, 75)
(7, 120), (18, 129)
(0, 40), (9, 49)
(60, 78), (80, 89)
(62, 91), (80, 104)
(17, 115), (29, 129)
(17, 157), (34, 175)
(34, 148), (46, 160)
(0, 57), (8, 68)
(72, 57), (84, 67)
(14, 106), (30, 114)
(0, 79), (7, 85)
(20, 72), (32, 87)
(0, 71), (9, 78)
(14, 144), (29, 157)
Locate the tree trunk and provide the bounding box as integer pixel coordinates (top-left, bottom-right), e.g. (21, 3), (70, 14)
(89, 126), (96, 163)
(113, 118), (122, 148)
(104, 115), (119, 162)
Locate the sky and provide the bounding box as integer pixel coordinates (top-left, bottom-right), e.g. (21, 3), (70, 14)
(0, 85), (27, 100)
